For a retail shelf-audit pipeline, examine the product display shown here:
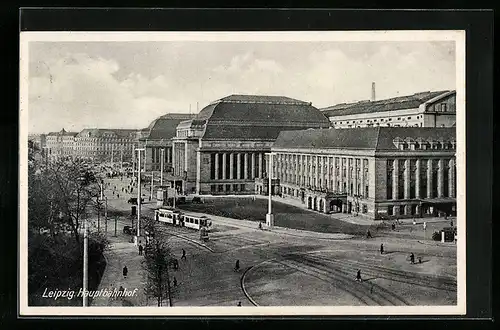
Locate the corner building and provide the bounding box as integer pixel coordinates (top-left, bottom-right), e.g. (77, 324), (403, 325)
(271, 127), (456, 220)
(171, 95), (330, 194)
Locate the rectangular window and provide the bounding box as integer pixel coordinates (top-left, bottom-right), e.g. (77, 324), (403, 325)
(211, 185), (216, 193)
(210, 153), (216, 179)
(218, 185), (223, 192)
(240, 184), (246, 191)
(398, 160), (405, 200)
(233, 184), (239, 192)
(386, 160), (393, 200)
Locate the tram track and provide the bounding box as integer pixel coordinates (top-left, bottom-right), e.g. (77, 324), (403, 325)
(279, 254), (409, 306)
(306, 254), (457, 292)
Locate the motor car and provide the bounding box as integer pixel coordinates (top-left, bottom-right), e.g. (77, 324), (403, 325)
(123, 225), (133, 235)
(127, 197), (144, 204)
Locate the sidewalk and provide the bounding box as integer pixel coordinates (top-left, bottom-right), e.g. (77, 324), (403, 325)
(92, 230), (150, 306)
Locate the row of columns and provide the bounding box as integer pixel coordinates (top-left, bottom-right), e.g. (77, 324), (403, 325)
(275, 154), (369, 197)
(391, 158), (456, 200)
(213, 152), (265, 180)
(151, 147), (172, 165)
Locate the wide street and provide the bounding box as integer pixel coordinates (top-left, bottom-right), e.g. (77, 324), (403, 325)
(94, 175), (457, 307)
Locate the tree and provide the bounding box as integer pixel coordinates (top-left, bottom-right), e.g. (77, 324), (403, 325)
(142, 217), (172, 307)
(28, 152), (101, 252)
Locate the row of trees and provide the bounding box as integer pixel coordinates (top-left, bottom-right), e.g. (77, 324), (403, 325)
(28, 141), (110, 305)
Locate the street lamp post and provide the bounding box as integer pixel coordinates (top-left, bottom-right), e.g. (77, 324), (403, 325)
(83, 213), (88, 306)
(104, 196), (108, 235)
(77, 175), (89, 307)
(135, 148), (145, 245)
(265, 152), (275, 227)
(150, 171), (154, 201)
(160, 148), (165, 186)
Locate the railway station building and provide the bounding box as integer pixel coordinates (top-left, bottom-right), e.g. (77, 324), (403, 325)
(321, 90), (456, 129)
(268, 127), (457, 220)
(138, 113), (195, 173)
(171, 94), (331, 195)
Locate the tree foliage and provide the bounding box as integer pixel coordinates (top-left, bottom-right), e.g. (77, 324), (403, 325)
(142, 217), (172, 307)
(28, 144), (101, 251)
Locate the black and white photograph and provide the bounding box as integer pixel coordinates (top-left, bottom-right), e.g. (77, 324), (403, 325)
(19, 30), (466, 316)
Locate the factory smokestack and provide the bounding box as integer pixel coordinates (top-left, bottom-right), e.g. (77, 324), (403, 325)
(371, 82), (376, 101)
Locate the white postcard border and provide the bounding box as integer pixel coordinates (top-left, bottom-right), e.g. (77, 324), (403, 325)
(19, 30), (466, 316)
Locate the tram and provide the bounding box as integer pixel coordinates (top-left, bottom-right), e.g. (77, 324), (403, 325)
(182, 214), (211, 231)
(154, 208), (212, 232)
(155, 207), (183, 226)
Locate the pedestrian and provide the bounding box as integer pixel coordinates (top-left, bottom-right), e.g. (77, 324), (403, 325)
(181, 249), (186, 260)
(366, 230), (372, 238)
(356, 269), (362, 282)
(237, 301), (242, 306)
(418, 256), (422, 264)
(380, 243), (384, 254)
(391, 223), (396, 231)
(138, 244), (143, 256)
(173, 277), (177, 287)
(234, 259), (240, 272)
(123, 266), (128, 278)
(423, 222), (427, 231)
(410, 253), (415, 264)
(258, 222), (262, 230)
(117, 193), (120, 199)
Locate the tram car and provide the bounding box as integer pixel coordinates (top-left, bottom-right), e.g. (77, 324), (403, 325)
(182, 214), (212, 231)
(154, 208), (212, 232)
(155, 207), (183, 226)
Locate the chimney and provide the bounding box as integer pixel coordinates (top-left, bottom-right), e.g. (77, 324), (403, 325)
(371, 82), (376, 101)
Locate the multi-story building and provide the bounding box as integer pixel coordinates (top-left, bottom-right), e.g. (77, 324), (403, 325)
(139, 113), (196, 173)
(46, 129), (78, 160)
(267, 127), (456, 220)
(28, 133), (46, 150)
(171, 94), (331, 195)
(321, 90), (456, 129)
(73, 129), (138, 164)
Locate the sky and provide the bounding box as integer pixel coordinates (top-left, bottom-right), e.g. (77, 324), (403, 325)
(27, 40), (456, 134)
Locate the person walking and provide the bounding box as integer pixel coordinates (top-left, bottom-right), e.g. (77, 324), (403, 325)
(380, 243), (384, 255)
(366, 230), (372, 238)
(234, 260), (240, 272)
(123, 266), (128, 279)
(356, 269), (362, 282)
(258, 222), (262, 230)
(410, 253), (415, 264)
(181, 249), (186, 260)
(173, 277), (178, 287)
(138, 244), (143, 256)
(423, 221), (427, 231)
(237, 301), (242, 306)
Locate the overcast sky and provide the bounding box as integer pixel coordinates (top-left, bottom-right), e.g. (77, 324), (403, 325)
(27, 40), (456, 134)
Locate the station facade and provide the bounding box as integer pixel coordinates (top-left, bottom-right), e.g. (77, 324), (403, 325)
(138, 113), (195, 173)
(171, 94), (331, 195)
(269, 127), (457, 220)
